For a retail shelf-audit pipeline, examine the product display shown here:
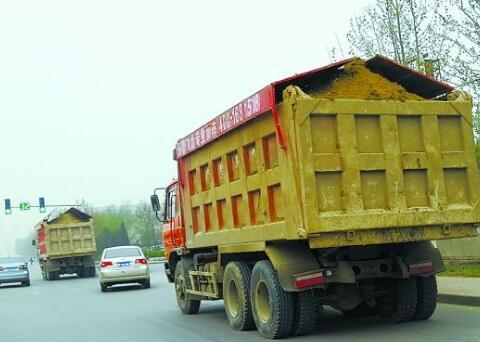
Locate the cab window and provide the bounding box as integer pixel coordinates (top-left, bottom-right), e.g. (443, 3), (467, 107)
(166, 185), (177, 220)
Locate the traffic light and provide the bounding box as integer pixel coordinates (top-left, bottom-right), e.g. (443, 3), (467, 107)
(39, 197), (46, 213)
(4, 199), (12, 215)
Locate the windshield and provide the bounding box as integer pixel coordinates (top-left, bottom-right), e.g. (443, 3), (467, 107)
(0, 256), (25, 264)
(104, 247), (141, 258)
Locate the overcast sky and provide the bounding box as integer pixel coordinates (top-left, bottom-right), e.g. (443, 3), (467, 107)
(0, 0), (373, 253)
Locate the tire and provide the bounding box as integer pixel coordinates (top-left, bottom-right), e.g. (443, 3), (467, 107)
(88, 267), (96, 277)
(101, 283), (108, 292)
(379, 278), (418, 323)
(292, 290), (317, 336)
(251, 260), (293, 339)
(143, 279), (151, 289)
(223, 261), (255, 331)
(175, 259), (201, 314)
(22, 280), (31, 287)
(413, 275), (437, 320)
(48, 271), (57, 281)
(341, 302), (374, 318)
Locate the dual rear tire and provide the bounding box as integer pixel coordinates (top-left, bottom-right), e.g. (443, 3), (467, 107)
(178, 257), (437, 338)
(223, 260), (317, 339)
(377, 275), (437, 322)
(222, 261), (255, 331)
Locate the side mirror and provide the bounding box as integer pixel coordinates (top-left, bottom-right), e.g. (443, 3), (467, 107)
(150, 194), (161, 212)
(31, 239), (36, 246)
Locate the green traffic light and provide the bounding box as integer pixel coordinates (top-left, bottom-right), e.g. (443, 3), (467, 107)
(5, 208), (12, 215)
(39, 207), (46, 213)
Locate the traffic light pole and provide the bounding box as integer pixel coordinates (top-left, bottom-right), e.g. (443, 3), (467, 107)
(8, 204), (80, 209)
(4, 197), (81, 214)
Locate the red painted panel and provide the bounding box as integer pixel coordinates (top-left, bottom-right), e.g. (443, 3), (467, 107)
(175, 86), (273, 159)
(37, 225), (47, 256)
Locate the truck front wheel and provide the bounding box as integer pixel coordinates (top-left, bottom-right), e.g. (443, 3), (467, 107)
(175, 260), (200, 315)
(251, 260), (293, 339)
(413, 275), (437, 320)
(223, 261), (255, 331)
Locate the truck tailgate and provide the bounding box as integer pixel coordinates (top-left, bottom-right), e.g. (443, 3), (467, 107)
(43, 222), (96, 257)
(293, 95), (480, 244)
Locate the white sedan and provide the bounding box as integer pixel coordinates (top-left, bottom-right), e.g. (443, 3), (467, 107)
(98, 246), (150, 292)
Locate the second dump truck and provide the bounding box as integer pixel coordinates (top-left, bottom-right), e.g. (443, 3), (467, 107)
(151, 56), (480, 339)
(35, 207), (97, 280)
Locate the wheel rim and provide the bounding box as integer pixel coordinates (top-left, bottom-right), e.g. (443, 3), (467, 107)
(176, 273), (187, 306)
(255, 281), (272, 323)
(226, 279), (240, 318)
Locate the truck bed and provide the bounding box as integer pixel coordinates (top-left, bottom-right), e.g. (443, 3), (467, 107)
(36, 208), (96, 259)
(176, 58), (480, 250)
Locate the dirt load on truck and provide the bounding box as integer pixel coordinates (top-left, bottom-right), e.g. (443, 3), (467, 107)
(35, 207), (96, 280)
(151, 55), (480, 339)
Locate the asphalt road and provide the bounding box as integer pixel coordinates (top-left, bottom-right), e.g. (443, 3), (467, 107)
(1, 263), (479, 342)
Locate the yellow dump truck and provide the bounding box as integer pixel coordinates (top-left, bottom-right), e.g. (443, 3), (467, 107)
(151, 56), (480, 339)
(35, 207), (97, 280)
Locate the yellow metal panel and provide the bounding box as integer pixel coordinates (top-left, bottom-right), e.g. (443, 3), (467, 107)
(291, 89), (480, 239)
(181, 83), (480, 250)
(183, 113), (299, 249)
(309, 224), (478, 249)
(44, 221), (96, 258)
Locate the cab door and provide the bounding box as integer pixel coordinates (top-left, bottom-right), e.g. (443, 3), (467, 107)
(163, 182), (186, 253)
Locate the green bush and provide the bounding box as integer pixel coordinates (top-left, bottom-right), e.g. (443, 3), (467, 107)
(143, 249), (165, 258)
(440, 261), (480, 278)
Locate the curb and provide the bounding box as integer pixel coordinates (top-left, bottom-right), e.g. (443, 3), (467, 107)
(148, 258), (166, 265)
(438, 294), (480, 307)
(149, 260), (165, 264)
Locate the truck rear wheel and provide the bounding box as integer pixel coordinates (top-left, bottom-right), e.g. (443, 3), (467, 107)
(378, 278), (417, 323)
(175, 260), (200, 315)
(223, 261), (255, 331)
(82, 267), (95, 278)
(251, 260), (293, 339)
(291, 290), (317, 336)
(413, 275), (437, 320)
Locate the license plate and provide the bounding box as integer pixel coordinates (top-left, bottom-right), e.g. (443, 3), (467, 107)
(117, 261), (131, 268)
(5, 268), (17, 273)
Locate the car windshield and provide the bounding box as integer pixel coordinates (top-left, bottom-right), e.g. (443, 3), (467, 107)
(0, 256), (25, 264)
(104, 247), (141, 258)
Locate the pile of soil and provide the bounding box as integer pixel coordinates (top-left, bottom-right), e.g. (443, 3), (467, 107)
(313, 58), (424, 101)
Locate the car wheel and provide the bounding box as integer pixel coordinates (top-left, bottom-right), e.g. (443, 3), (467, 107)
(101, 283), (108, 292)
(143, 280), (151, 289)
(23, 280), (31, 287)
